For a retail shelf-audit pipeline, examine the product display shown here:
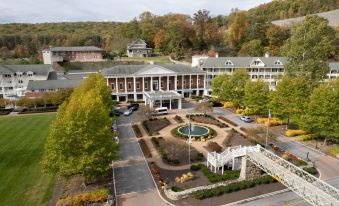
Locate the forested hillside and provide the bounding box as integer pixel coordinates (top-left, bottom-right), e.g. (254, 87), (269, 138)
(0, 0), (337, 62)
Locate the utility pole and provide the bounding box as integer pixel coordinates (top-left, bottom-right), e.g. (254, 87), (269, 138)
(188, 113), (191, 167)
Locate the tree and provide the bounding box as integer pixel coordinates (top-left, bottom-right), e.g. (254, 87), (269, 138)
(154, 29), (166, 53)
(265, 24), (290, 56)
(269, 76), (310, 127)
(194, 101), (213, 116)
(138, 106), (155, 120)
(227, 11), (249, 50)
(244, 80), (269, 113)
(211, 69), (249, 106)
(16, 97), (36, 108)
(42, 74), (118, 181)
(193, 9), (211, 49)
(0, 98), (9, 108)
(238, 39), (263, 56)
(281, 15), (335, 87)
(300, 79), (339, 141)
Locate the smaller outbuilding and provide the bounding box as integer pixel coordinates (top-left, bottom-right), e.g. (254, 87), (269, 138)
(127, 39), (152, 58)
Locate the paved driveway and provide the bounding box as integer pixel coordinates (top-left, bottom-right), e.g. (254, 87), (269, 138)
(114, 112), (171, 206)
(213, 107), (255, 127)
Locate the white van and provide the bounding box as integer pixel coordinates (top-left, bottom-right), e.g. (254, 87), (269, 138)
(154, 107), (168, 115)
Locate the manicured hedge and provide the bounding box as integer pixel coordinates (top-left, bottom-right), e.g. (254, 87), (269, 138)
(192, 176), (276, 200)
(303, 167), (318, 175)
(218, 116), (238, 127)
(223, 102), (234, 108)
(190, 164), (240, 183)
(174, 115), (184, 123)
(298, 134), (319, 141)
(18, 107), (58, 114)
(285, 130), (307, 137)
(256, 117), (284, 126)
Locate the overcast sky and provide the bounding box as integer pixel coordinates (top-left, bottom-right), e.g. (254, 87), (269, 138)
(0, 0), (272, 23)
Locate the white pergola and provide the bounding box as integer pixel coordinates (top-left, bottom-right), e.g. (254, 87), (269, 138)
(143, 91), (182, 110)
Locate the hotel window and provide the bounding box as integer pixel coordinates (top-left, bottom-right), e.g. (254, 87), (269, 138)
(145, 81), (148, 89)
(128, 82), (132, 90)
(18, 80), (23, 84)
(198, 79), (201, 85)
(190, 79), (193, 85)
(28, 73), (33, 77)
(183, 80), (186, 87)
(119, 82), (123, 90)
(111, 83), (115, 90)
(272, 68), (277, 72)
(136, 82), (140, 89)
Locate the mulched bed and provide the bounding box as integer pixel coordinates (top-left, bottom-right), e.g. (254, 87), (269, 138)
(138, 139), (152, 158)
(152, 137), (204, 166)
(173, 182), (285, 206)
(158, 167), (211, 190)
(174, 115), (184, 123)
(143, 118), (171, 135)
(189, 114), (227, 128)
(219, 116), (238, 127)
(132, 124), (142, 138)
(227, 130), (254, 147)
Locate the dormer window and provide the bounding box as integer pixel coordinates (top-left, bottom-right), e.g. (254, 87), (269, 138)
(225, 60), (233, 66)
(274, 60), (283, 65)
(16, 72), (23, 77)
(251, 58), (264, 66)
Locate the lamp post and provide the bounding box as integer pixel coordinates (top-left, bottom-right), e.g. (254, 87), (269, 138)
(188, 113), (192, 167)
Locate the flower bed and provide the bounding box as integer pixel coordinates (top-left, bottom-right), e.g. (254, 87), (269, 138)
(132, 124), (142, 138)
(174, 115), (184, 123)
(56, 188), (108, 206)
(187, 114), (228, 128)
(142, 117), (171, 136)
(138, 139), (152, 158)
(151, 137), (180, 165)
(190, 164), (240, 183)
(192, 176), (276, 200)
(218, 116), (238, 127)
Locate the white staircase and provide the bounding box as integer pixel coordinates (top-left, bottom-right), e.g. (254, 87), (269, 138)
(207, 145), (339, 206)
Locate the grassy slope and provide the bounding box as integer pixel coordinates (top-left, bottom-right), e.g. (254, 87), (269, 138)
(0, 113), (56, 206)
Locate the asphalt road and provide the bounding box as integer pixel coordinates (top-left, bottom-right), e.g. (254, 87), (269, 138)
(114, 111), (171, 206)
(233, 176), (339, 206)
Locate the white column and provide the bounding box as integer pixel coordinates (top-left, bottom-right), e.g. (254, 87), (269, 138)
(174, 76), (177, 91)
(169, 99), (172, 110)
(196, 75), (199, 96)
(159, 76), (162, 91)
(178, 98), (182, 109)
(167, 76), (169, 91)
(133, 77), (137, 101)
(106, 78), (109, 86)
(151, 76), (153, 91)
(160, 100), (162, 107)
(115, 78), (118, 94)
(232, 157), (235, 170)
(203, 74), (207, 95)
(150, 100), (153, 108)
(142, 77), (145, 92)
(189, 75), (192, 97)
(181, 75), (184, 97)
(124, 77), (127, 94)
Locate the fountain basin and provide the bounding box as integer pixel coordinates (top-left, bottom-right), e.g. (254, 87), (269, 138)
(177, 125), (210, 137)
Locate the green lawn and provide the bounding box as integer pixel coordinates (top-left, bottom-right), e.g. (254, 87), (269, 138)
(0, 113), (56, 206)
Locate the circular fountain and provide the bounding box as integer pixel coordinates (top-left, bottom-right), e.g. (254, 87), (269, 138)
(177, 125), (210, 137)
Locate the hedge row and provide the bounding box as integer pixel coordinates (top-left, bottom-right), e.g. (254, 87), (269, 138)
(218, 116), (238, 127)
(303, 167), (318, 175)
(285, 130), (307, 137)
(298, 134), (319, 141)
(192, 176), (276, 200)
(190, 164), (239, 183)
(18, 107), (58, 114)
(56, 188), (108, 206)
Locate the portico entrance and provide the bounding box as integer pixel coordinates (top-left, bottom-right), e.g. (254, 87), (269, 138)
(144, 91), (182, 110)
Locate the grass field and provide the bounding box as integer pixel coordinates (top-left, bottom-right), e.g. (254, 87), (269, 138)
(0, 113), (56, 206)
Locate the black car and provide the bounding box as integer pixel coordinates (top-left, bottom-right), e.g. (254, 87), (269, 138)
(128, 103), (139, 111)
(109, 109), (123, 117)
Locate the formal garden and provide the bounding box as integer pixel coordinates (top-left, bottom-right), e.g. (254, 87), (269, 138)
(133, 110), (317, 205)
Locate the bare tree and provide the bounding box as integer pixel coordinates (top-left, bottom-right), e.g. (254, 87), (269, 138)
(194, 101), (213, 116)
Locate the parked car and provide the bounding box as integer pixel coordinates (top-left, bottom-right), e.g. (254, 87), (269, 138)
(123, 108), (133, 116)
(111, 120), (117, 132)
(128, 103), (139, 111)
(240, 116), (252, 123)
(153, 107), (168, 115)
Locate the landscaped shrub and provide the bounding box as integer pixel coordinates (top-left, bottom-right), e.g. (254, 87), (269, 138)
(303, 167), (318, 175)
(175, 172), (194, 183)
(285, 130), (307, 137)
(56, 188), (108, 206)
(256, 117), (284, 126)
(171, 186), (184, 192)
(223, 102), (234, 108)
(298, 134), (319, 141)
(190, 164), (202, 171)
(174, 115), (184, 123)
(330, 146), (339, 157)
(236, 108), (257, 116)
(207, 141), (222, 153)
(192, 175), (275, 200)
(195, 152), (204, 161)
(200, 164), (240, 183)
